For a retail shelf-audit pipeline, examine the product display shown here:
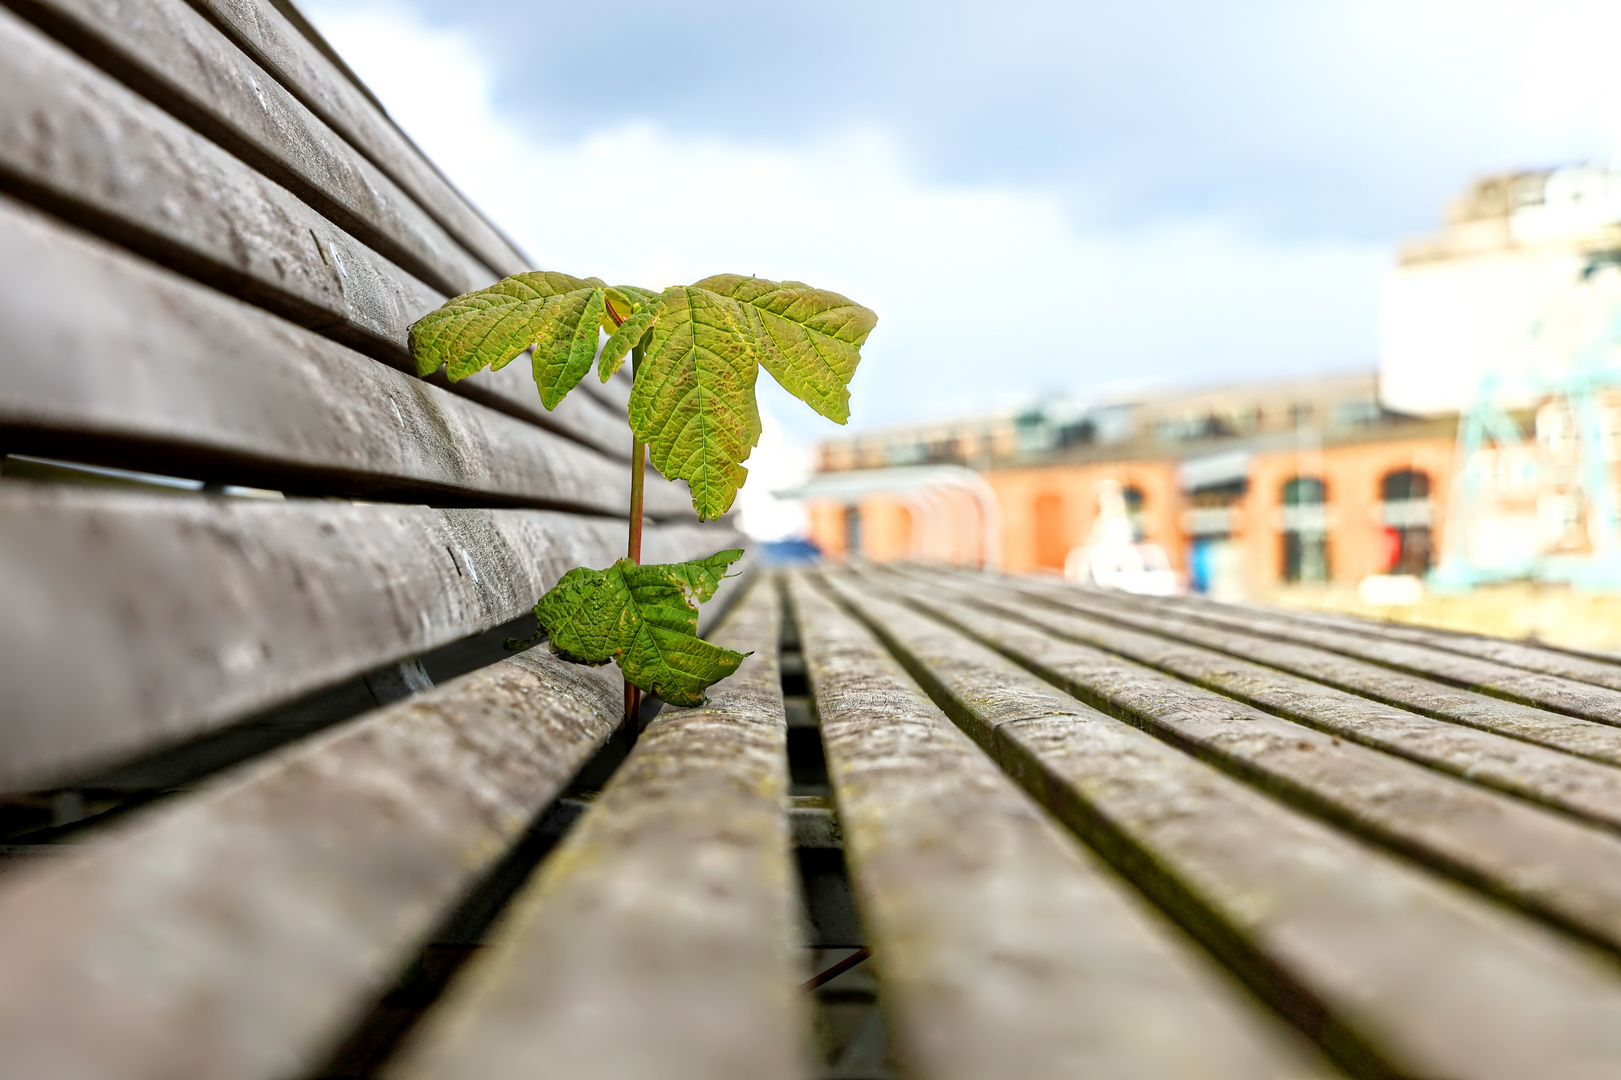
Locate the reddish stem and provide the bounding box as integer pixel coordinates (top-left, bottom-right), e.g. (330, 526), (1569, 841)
(606, 296), (647, 735)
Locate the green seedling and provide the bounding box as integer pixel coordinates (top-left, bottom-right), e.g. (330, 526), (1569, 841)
(410, 271), (876, 710)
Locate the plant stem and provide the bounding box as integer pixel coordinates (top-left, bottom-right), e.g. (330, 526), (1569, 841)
(624, 341), (646, 735)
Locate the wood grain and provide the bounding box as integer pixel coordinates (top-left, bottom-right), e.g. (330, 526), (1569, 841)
(1017, 577), (1621, 767)
(906, 572), (1621, 960)
(829, 568), (1621, 1080)
(8, 0), (495, 296)
(183, 0), (529, 277)
(394, 581), (803, 1080)
(0, 644), (624, 1080)
(0, 9), (455, 363)
(0, 195), (689, 509)
(973, 574), (1621, 829)
(1217, 599), (1621, 692)
(1147, 588), (1621, 725)
(0, 485), (736, 790)
(788, 574), (1325, 1080)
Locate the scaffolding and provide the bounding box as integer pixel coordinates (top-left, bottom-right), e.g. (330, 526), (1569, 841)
(1433, 254), (1621, 590)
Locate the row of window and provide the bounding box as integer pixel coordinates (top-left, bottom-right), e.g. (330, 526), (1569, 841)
(1033, 469), (1436, 585)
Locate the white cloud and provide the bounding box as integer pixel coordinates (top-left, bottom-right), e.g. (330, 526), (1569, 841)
(311, 3), (1398, 536)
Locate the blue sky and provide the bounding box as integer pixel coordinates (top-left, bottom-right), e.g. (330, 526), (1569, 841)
(305, 0), (1621, 439)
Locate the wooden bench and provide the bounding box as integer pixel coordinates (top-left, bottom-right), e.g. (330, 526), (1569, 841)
(10, 2), (1621, 1077)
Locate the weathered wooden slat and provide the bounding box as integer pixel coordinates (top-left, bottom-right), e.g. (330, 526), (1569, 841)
(0, 8), (452, 363)
(893, 572), (1621, 960)
(1003, 574), (1621, 767)
(0, 485), (735, 791)
(1138, 588), (1621, 725)
(0, 26), (645, 462)
(0, 196), (698, 512)
(394, 581), (803, 1080)
(0, 642), (624, 1080)
(9, 0), (495, 296)
(823, 570), (1621, 1080)
(1228, 600), (1621, 692)
(889, 570), (1621, 834)
(464, 355), (632, 460)
(786, 575), (1326, 1080)
(184, 0), (529, 277)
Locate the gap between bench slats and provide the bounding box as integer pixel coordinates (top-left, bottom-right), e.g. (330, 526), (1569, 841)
(1144, 587), (1621, 725)
(0, 22), (656, 468)
(1012, 576), (1621, 768)
(0, 194), (697, 512)
(786, 573), (1326, 1080)
(1220, 600), (1621, 692)
(965, 573), (1621, 828)
(0, 641), (624, 1080)
(0, 7), (448, 362)
(826, 566), (1621, 1080)
(391, 579), (802, 1080)
(8, 0), (497, 296)
(893, 569), (1621, 964)
(183, 0), (528, 276)
(0, 485), (737, 792)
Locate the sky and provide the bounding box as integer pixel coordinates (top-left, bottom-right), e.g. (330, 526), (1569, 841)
(301, 0), (1621, 532)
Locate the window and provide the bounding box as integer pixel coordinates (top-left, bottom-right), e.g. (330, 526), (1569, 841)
(1281, 477), (1329, 583)
(1379, 469), (1433, 574)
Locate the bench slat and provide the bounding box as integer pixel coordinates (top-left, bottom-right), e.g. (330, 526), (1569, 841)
(0, 196), (695, 512)
(10, 0), (496, 297)
(394, 581), (803, 1080)
(787, 574), (1324, 1080)
(1228, 600), (1621, 691)
(1153, 589), (1621, 725)
(0, 485), (734, 790)
(0, 8), (443, 361)
(0, 27), (648, 462)
(829, 568), (1621, 1080)
(0, 645), (624, 1080)
(185, 0), (528, 277)
(910, 572), (1621, 959)
(973, 574), (1621, 830)
(1027, 579), (1621, 767)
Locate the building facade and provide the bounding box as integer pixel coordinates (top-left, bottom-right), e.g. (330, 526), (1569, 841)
(804, 165), (1621, 595)
(804, 372), (1458, 597)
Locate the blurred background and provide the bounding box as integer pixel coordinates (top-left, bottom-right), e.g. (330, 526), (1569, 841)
(305, 0), (1621, 647)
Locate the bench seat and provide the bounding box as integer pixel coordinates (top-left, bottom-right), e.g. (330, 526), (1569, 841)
(10, 0), (1621, 1076)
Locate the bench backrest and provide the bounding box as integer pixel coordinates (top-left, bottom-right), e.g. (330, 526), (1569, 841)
(0, 0), (732, 791)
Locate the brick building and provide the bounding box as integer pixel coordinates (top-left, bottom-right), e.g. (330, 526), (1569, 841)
(803, 372), (1458, 596)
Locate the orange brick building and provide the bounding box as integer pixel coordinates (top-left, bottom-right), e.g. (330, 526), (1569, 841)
(802, 374), (1460, 596)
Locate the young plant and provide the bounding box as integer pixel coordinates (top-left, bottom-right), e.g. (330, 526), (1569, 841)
(409, 271), (876, 713)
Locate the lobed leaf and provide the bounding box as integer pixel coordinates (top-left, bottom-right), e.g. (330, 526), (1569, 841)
(408, 271), (602, 381)
(629, 287), (763, 520)
(531, 287), (608, 409)
(532, 549), (748, 706)
(693, 274), (876, 424)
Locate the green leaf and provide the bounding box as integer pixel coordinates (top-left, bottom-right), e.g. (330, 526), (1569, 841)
(408, 271), (602, 381)
(629, 287), (763, 520)
(598, 293), (661, 382)
(693, 274), (876, 424)
(532, 549), (748, 706)
(410, 266), (877, 522)
(532, 287), (607, 409)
